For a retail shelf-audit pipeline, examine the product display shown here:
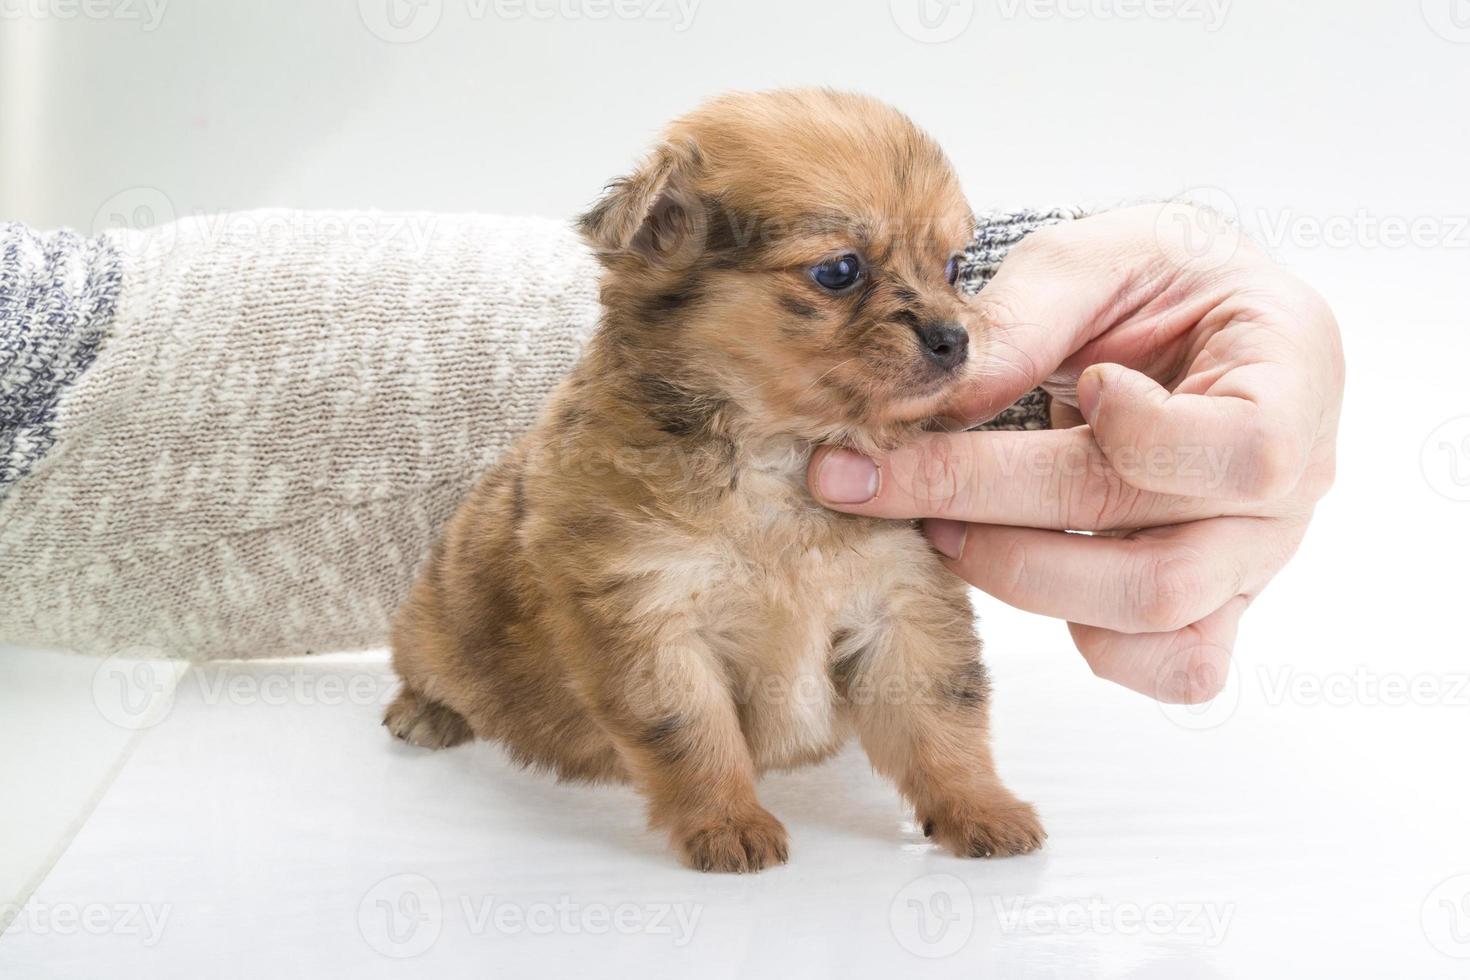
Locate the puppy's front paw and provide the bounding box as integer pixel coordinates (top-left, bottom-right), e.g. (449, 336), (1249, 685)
(922, 798), (1046, 858)
(675, 808), (790, 873)
(384, 689), (473, 750)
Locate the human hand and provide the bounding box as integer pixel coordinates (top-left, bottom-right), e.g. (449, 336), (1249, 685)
(807, 204), (1344, 703)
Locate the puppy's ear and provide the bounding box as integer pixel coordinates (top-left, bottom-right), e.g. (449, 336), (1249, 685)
(577, 140), (704, 265)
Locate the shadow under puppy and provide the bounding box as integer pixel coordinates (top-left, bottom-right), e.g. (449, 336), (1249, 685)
(387, 88), (1044, 872)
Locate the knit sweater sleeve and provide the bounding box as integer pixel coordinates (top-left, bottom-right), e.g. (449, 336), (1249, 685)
(0, 212), (602, 657)
(0, 208), (1079, 658)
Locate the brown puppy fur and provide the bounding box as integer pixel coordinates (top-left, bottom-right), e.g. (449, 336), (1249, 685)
(387, 89), (1044, 872)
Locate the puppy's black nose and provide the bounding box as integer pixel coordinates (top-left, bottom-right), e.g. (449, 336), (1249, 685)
(915, 321), (969, 371)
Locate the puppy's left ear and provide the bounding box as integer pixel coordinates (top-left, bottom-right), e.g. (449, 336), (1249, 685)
(577, 139), (704, 265)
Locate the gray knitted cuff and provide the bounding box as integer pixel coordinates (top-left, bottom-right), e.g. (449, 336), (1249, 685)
(0, 224), (123, 499)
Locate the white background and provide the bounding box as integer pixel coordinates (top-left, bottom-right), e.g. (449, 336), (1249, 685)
(2, 1), (1468, 977)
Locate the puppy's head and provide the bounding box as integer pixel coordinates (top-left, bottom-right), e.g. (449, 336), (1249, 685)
(579, 88), (980, 450)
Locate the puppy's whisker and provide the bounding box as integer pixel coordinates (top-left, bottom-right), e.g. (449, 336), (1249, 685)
(718, 354), (858, 405)
(792, 355), (861, 403)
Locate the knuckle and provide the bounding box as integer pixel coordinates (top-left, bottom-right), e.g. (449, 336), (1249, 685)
(1067, 457), (1137, 531)
(1239, 417), (1304, 501)
(994, 533), (1031, 598)
(907, 438), (972, 515)
(1132, 549), (1205, 633)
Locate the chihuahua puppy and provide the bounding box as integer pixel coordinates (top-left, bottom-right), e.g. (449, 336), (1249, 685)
(386, 89), (1044, 872)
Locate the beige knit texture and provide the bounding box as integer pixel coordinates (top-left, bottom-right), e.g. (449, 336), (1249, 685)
(0, 211), (602, 658)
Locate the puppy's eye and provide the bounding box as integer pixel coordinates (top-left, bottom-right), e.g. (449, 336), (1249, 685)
(811, 254), (863, 292)
(946, 255), (961, 287)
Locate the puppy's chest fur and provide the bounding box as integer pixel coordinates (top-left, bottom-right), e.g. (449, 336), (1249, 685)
(612, 437), (935, 768)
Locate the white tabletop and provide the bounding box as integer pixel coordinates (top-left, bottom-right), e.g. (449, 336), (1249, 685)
(3, 609), (1467, 980)
(3, 272), (1468, 978)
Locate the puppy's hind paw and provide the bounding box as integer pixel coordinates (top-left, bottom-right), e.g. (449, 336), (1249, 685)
(384, 689), (473, 750)
(676, 808), (790, 873)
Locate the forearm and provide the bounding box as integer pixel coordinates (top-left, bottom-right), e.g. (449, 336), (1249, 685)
(0, 206), (1081, 658)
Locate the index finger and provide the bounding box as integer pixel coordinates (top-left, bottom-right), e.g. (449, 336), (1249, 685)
(807, 429), (1243, 532)
(949, 207), (1190, 424)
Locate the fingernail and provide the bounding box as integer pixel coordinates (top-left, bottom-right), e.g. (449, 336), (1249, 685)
(924, 519), (968, 561)
(815, 448), (880, 504)
(1077, 368), (1103, 421)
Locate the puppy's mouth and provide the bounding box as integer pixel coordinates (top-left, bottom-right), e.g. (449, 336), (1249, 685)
(870, 371), (976, 434)
(884, 381), (968, 425)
